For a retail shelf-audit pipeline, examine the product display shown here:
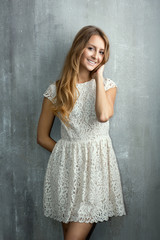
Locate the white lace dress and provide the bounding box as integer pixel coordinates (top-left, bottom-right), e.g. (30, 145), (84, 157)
(43, 78), (126, 223)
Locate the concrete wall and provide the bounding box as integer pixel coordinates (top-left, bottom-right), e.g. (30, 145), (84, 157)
(0, 0), (160, 239)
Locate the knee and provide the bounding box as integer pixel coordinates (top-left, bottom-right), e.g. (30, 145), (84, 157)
(64, 234), (84, 240)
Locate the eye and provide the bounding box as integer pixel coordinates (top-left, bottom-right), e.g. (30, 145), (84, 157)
(88, 47), (94, 50)
(100, 51), (104, 55)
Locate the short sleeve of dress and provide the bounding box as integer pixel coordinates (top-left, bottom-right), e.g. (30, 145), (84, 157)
(43, 82), (56, 104)
(103, 78), (118, 91)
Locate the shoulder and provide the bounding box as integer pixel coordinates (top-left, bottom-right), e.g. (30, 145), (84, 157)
(43, 81), (57, 103)
(103, 78), (118, 91)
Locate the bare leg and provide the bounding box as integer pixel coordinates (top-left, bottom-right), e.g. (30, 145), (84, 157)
(86, 223), (97, 240)
(64, 222), (94, 240)
(61, 222), (70, 239)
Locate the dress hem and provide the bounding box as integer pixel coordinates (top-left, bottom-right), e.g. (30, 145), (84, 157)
(44, 212), (127, 223)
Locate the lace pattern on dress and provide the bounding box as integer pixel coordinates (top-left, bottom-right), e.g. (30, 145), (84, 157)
(103, 78), (118, 91)
(42, 78), (126, 223)
(43, 78), (118, 104)
(43, 82), (56, 103)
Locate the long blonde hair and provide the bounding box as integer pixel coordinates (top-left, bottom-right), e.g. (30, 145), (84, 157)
(51, 25), (110, 127)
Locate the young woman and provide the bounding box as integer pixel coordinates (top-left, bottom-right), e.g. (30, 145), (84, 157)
(37, 25), (126, 240)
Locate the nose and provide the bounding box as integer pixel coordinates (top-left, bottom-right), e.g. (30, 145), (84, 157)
(92, 50), (98, 59)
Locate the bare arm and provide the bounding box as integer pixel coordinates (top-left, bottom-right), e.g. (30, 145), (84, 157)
(37, 97), (57, 152)
(95, 76), (117, 122)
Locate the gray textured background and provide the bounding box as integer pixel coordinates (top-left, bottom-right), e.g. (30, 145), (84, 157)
(1, 0), (160, 239)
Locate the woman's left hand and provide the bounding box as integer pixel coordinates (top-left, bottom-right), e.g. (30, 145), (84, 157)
(92, 64), (105, 80)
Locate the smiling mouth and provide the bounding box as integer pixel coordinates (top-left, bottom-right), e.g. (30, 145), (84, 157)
(87, 59), (97, 65)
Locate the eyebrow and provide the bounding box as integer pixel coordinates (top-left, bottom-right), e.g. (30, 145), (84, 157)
(87, 43), (104, 51)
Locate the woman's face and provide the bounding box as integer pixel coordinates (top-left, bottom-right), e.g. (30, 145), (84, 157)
(79, 35), (105, 73)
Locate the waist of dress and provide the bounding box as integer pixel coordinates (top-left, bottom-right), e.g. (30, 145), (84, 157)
(60, 135), (111, 143)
